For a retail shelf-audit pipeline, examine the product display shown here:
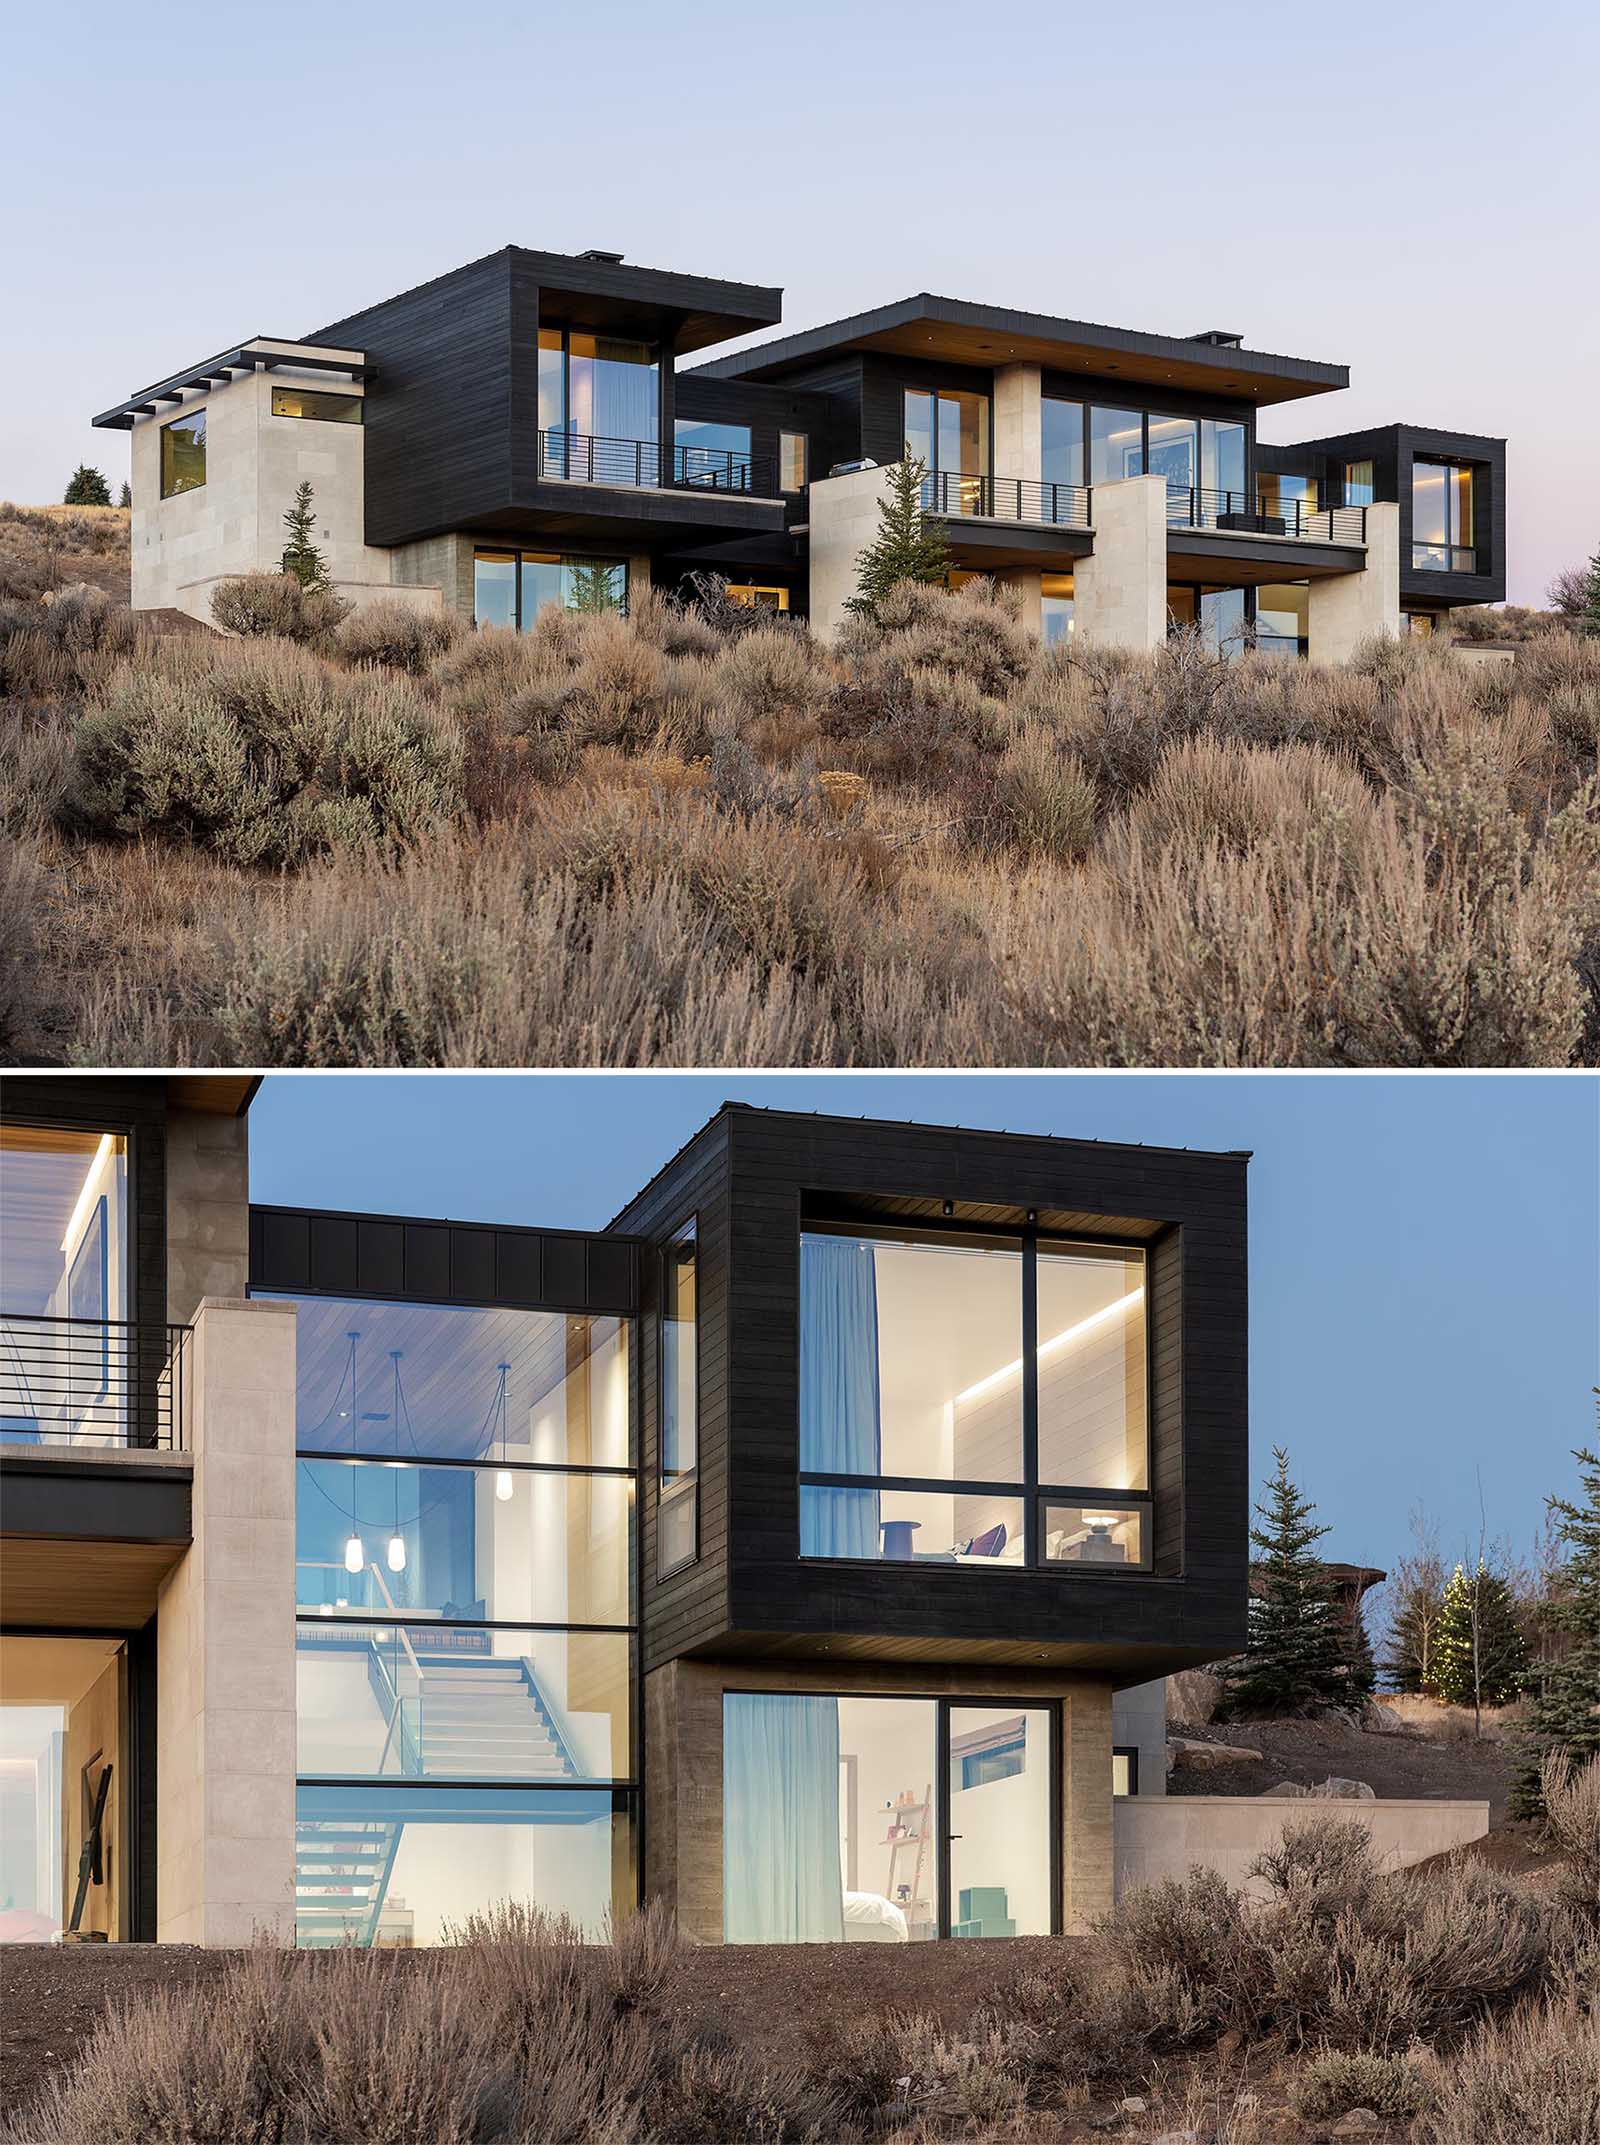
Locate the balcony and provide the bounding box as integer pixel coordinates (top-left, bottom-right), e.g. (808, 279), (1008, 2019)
(1168, 486), (1368, 547)
(1411, 543), (1477, 573)
(919, 470), (1092, 530)
(537, 428), (780, 499)
(0, 1314), (189, 1450)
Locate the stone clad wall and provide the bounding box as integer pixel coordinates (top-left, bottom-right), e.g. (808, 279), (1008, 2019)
(1114, 1791), (1489, 1903)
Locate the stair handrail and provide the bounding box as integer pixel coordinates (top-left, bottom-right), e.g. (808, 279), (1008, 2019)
(364, 1564), (424, 1776)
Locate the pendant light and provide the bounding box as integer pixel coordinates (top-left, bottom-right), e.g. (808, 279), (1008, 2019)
(342, 1330), (365, 1576)
(386, 1350), (408, 1574)
(493, 1362), (514, 1500)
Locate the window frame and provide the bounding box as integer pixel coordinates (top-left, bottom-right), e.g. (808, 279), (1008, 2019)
(657, 1216), (700, 1580)
(778, 430), (808, 492)
(159, 405), (207, 499)
(796, 1215), (1153, 1574)
(1112, 1745), (1139, 1797)
(1410, 458), (1476, 573)
(473, 546), (630, 629)
(270, 385), (363, 425)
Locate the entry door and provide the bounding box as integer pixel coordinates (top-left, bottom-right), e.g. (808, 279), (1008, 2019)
(945, 1703), (1055, 1937)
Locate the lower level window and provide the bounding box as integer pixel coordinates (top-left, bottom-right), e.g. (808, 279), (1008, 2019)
(295, 1783), (633, 1948)
(1041, 572), (1074, 648)
(1112, 1746), (1139, 1796)
(1255, 582), (1309, 660)
(725, 584), (790, 611)
(722, 1693), (1054, 1942)
(474, 549), (629, 630)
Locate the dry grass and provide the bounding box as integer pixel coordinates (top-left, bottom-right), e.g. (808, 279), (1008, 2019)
(3, 558), (1599, 1067)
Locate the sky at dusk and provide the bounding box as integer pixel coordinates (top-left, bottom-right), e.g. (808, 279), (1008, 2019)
(6, 0), (1597, 604)
(249, 1072), (1599, 1593)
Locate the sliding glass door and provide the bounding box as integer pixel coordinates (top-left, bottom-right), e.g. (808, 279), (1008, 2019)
(723, 1692), (1057, 1942)
(904, 388), (989, 512)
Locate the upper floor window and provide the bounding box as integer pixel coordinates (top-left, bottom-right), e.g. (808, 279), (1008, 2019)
(538, 327), (658, 454)
(904, 389), (989, 482)
(1412, 461), (1474, 571)
(271, 386), (362, 425)
(674, 418), (753, 492)
(1042, 398), (1084, 489)
(1201, 419), (1247, 509)
(659, 1221), (697, 1576)
(1089, 406), (1143, 485)
(1257, 471), (1317, 523)
(797, 1225), (1148, 1571)
(1147, 414), (1199, 489)
(1, 1124), (131, 1448)
(779, 431), (808, 491)
(1343, 459), (1374, 508)
(159, 407), (206, 498)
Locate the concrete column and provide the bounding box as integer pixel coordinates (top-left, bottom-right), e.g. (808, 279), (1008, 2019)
(993, 567), (1044, 638)
(1307, 501), (1402, 663)
(643, 1659), (723, 1944)
(1063, 1682), (1115, 1931)
(1074, 475), (1168, 653)
(992, 365), (1042, 485)
(806, 463), (900, 641)
(156, 1297), (297, 1944)
(165, 1108), (250, 1326)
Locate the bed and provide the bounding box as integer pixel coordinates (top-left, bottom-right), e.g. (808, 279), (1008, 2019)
(842, 1890), (910, 1942)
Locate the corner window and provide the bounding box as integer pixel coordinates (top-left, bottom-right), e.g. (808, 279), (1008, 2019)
(797, 1225), (1149, 1570)
(159, 407), (206, 498)
(271, 387), (362, 425)
(674, 419), (753, 491)
(1412, 461), (1474, 571)
(659, 1221), (697, 1576)
(779, 431), (808, 491)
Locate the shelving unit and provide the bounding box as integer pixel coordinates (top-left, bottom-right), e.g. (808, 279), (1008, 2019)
(881, 1786), (934, 1938)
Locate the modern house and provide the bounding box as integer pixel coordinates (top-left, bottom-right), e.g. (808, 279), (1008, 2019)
(0, 1077), (1248, 1946)
(92, 246), (1505, 656)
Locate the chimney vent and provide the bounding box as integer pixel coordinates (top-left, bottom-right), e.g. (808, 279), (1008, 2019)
(578, 248), (625, 264)
(1189, 329), (1244, 348)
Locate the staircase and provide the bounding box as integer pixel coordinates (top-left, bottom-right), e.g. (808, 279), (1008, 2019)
(417, 1659), (576, 1780)
(295, 1816), (403, 1947)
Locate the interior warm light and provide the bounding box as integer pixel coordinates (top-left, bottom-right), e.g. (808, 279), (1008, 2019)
(495, 1470), (514, 1502)
(955, 1288), (1143, 1407)
(1082, 1513), (1123, 1529)
(386, 1533), (407, 1572)
(343, 1533), (364, 1575)
(59, 1134), (115, 1253)
(318, 1602), (334, 1617)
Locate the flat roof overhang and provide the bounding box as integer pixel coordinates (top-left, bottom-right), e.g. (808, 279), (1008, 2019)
(92, 337), (371, 431)
(1, 1450), (192, 1629)
(692, 293), (1348, 406)
(440, 485), (788, 554)
(1165, 529), (1366, 585)
(514, 248), (783, 354)
(690, 1627), (1239, 1680)
(944, 520), (1094, 571)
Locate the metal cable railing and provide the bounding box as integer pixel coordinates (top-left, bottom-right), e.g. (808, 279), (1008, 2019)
(536, 428), (779, 497)
(0, 1314), (189, 1448)
(918, 470), (1093, 529)
(1167, 486), (1368, 545)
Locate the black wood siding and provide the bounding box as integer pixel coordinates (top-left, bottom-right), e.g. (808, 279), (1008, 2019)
(607, 1116), (734, 1675)
(250, 1204), (640, 1317)
(611, 1107), (1248, 1676)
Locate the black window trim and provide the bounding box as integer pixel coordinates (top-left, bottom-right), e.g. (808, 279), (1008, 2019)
(158, 403), (207, 500)
(657, 1214), (700, 1581)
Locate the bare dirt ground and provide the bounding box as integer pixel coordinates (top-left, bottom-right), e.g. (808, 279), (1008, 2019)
(1169, 1712), (1518, 1823)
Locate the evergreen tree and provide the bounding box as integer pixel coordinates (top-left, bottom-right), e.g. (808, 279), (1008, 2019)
(64, 465), (111, 507)
(1218, 1448), (1349, 1719)
(118, 481), (132, 510)
(845, 456), (951, 620)
(1514, 1435), (1600, 1816)
(1583, 545), (1600, 638)
(1343, 1595), (1378, 1706)
(280, 481), (330, 592)
(1434, 1561), (1528, 1711)
(566, 560), (625, 614)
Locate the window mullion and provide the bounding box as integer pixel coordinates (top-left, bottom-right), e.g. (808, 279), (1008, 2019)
(1022, 1225), (1039, 1565)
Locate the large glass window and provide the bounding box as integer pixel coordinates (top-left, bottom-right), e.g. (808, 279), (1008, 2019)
(905, 388), (989, 511)
(1146, 414), (1199, 490)
(270, 387), (362, 425)
(285, 1288), (637, 1946)
(1090, 407), (1143, 484)
(0, 1634), (126, 1942)
(950, 1705), (1052, 1935)
(1343, 459), (1375, 508)
(779, 431), (808, 491)
(1, 1125), (131, 1448)
(1256, 583), (1310, 659)
(1041, 572), (1074, 649)
(674, 418), (752, 490)
(1200, 585), (1248, 658)
(1412, 461), (1474, 571)
(159, 407), (206, 498)
(798, 1226), (1148, 1568)
(296, 1783), (631, 1947)
(1041, 399), (1084, 489)
(1202, 420), (1247, 511)
(1257, 472), (1317, 525)
(659, 1221), (697, 1577)
(537, 327), (658, 455)
(474, 549), (629, 629)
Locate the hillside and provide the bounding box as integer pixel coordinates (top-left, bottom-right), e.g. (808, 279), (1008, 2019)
(2, 522), (1598, 1070)
(1, 503), (130, 604)
(1170, 1711), (1518, 1824)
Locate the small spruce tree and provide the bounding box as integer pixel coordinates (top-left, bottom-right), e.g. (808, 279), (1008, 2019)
(1434, 1561), (1528, 1711)
(1218, 1448), (1349, 1719)
(280, 481), (330, 592)
(64, 465), (111, 507)
(1583, 545), (1600, 638)
(1513, 1433), (1600, 1815)
(1342, 1595), (1378, 1706)
(566, 560), (625, 614)
(844, 456), (951, 620)
(119, 481), (132, 509)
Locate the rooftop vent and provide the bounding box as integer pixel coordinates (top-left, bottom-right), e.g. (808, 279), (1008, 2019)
(578, 248), (625, 264)
(1189, 329), (1244, 348)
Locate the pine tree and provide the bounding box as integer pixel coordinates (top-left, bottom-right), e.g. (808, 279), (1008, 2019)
(280, 481), (330, 592)
(1343, 1595), (1378, 1705)
(1583, 546), (1600, 638)
(118, 481), (132, 510)
(844, 456), (952, 620)
(566, 560), (625, 614)
(64, 465), (111, 507)
(1434, 1561), (1528, 1711)
(1513, 1435), (1600, 1815)
(1218, 1448), (1349, 1719)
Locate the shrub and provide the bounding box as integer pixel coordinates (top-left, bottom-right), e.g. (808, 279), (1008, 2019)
(1541, 1752), (1600, 1916)
(1291, 2047), (1432, 2120)
(644, 2045), (846, 2145)
(992, 722), (1100, 860)
(1416, 1997), (1600, 2145)
(0, 587), (143, 702)
(210, 571), (350, 643)
(0, 837), (44, 1060)
(63, 640), (463, 865)
(336, 599), (466, 674)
